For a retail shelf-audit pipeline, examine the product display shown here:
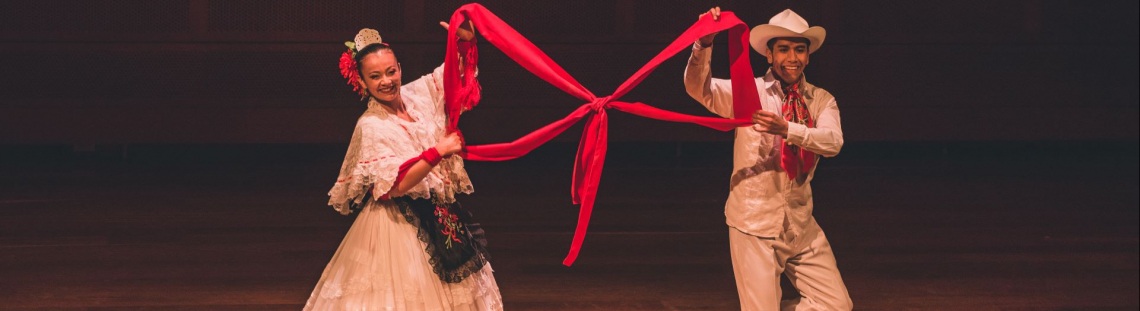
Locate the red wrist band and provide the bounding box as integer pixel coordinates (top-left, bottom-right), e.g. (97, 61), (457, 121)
(421, 148), (443, 166)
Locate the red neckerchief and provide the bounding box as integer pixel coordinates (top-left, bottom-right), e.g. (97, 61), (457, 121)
(780, 82), (816, 179)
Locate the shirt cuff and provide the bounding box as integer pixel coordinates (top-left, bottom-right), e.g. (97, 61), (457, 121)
(690, 42), (712, 62)
(786, 122), (808, 145)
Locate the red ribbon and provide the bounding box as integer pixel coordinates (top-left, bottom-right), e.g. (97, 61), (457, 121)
(444, 3), (760, 266)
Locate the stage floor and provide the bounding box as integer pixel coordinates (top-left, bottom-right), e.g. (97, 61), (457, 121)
(2, 142), (1136, 310)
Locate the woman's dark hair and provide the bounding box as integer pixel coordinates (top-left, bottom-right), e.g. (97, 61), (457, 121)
(354, 43), (395, 77)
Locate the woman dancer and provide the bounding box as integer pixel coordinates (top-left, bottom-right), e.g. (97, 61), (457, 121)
(304, 22), (502, 311)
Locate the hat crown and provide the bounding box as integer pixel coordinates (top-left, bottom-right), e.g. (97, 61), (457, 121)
(768, 9), (811, 33)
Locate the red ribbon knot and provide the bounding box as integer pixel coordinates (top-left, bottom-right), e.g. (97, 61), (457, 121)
(588, 96), (613, 112)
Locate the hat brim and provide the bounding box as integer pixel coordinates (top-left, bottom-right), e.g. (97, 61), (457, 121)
(749, 25), (825, 55)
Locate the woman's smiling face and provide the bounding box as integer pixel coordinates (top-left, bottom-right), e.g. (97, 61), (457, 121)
(357, 49), (402, 103)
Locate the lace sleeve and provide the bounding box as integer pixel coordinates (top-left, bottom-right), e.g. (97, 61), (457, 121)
(327, 117), (404, 215)
(408, 62), (477, 118)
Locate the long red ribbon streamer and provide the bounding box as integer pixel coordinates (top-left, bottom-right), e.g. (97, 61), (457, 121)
(444, 3), (760, 266)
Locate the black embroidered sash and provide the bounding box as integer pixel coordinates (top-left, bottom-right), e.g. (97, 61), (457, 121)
(393, 197), (489, 283)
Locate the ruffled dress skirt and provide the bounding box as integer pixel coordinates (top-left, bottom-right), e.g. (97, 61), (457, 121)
(303, 199), (503, 311)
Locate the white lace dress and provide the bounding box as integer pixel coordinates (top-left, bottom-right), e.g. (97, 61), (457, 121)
(304, 65), (502, 311)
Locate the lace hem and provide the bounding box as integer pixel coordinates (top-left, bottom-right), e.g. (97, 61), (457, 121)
(327, 158), (430, 215)
(307, 267), (502, 311)
(328, 159), (474, 215)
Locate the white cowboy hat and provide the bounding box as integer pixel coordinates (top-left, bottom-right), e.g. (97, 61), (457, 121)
(749, 9), (826, 55)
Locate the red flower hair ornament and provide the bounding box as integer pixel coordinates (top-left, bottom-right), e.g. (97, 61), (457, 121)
(339, 28), (387, 99)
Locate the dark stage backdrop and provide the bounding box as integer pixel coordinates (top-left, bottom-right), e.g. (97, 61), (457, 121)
(0, 0), (1137, 145)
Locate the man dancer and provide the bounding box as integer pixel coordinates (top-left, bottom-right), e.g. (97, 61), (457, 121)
(686, 7), (852, 310)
